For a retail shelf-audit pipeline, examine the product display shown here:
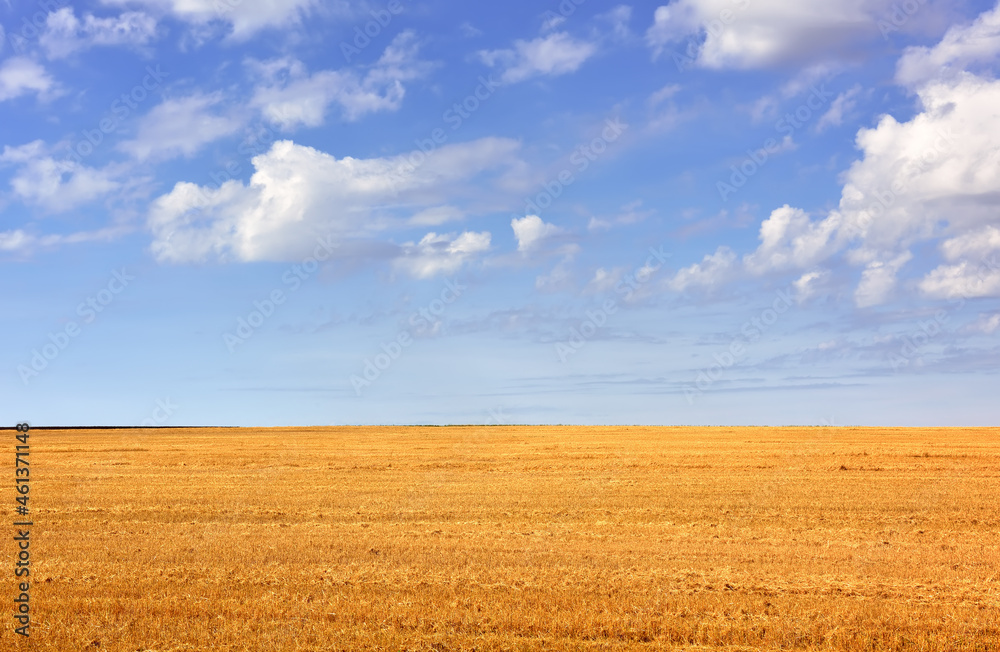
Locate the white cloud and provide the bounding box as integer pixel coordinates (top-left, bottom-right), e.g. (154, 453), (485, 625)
(40, 7), (157, 59)
(838, 78), (1000, 251)
(0, 229), (32, 252)
(667, 246), (736, 291)
(147, 137), (523, 264)
(919, 226), (1000, 299)
(0, 57), (56, 102)
(0, 226), (132, 254)
(919, 260), (1000, 299)
(646, 0), (895, 69)
(0, 141), (119, 212)
(511, 214), (560, 252)
(940, 225), (1000, 262)
(918, 213), (1000, 302)
(743, 205), (838, 274)
(730, 69), (1000, 304)
(395, 231), (491, 278)
(508, 214), (577, 290)
(0, 140), (45, 164)
(119, 93), (243, 161)
(479, 32), (597, 84)
(645, 2), (701, 56)
(896, 3), (1000, 89)
(101, 0), (327, 40)
(660, 4), (1000, 306)
(648, 83), (681, 107)
(251, 31), (431, 128)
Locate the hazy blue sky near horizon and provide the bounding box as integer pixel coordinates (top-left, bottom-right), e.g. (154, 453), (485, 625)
(2, 0), (999, 427)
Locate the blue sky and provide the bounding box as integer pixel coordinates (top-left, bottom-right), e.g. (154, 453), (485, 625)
(2, 0), (999, 426)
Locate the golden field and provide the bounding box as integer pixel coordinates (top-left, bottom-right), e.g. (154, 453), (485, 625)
(3, 426), (999, 651)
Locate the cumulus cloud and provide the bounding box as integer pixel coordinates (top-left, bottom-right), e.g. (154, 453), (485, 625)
(0, 57), (56, 102)
(658, 3), (1000, 306)
(40, 7), (157, 59)
(919, 260), (1000, 299)
(511, 215), (560, 252)
(147, 137), (523, 267)
(646, 0), (895, 69)
(0, 141), (119, 212)
(938, 225), (1000, 263)
(743, 205), (838, 275)
(896, 2), (1000, 89)
(479, 31), (597, 84)
(251, 32), (432, 128)
(683, 12), (1000, 305)
(118, 92), (243, 161)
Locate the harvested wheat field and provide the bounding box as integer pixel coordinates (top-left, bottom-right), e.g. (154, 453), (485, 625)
(4, 426), (999, 651)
